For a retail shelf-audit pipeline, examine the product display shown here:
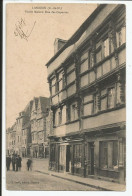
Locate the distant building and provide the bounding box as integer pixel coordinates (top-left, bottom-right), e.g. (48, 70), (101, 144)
(30, 97), (50, 158)
(46, 4), (126, 184)
(6, 123), (17, 155)
(6, 96), (50, 158)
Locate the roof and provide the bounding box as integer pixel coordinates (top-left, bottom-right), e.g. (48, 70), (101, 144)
(38, 96), (50, 113)
(45, 4), (105, 67)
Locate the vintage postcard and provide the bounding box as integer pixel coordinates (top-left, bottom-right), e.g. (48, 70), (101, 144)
(3, 0), (127, 193)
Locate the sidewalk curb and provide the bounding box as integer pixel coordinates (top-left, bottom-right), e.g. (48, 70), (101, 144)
(35, 170), (111, 191)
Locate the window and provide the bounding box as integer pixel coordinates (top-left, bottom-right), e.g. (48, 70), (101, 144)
(108, 87), (115, 109)
(70, 103), (78, 121)
(67, 63), (75, 74)
(95, 41), (102, 63)
(93, 94), (98, 114)
(57, 71), (64, 92)
(50, 144), (56, 162)
(51, 77), (56, 96)
(100, 141), (118, 170)
(54, 108), (62, 126)
(58, 110), (62, 125)
(103, 38), (109, 58)
(59, 145), (65, 165)
(116, 26), (126, 47)
(100, 89), (107, 111)
(100, 87), (116, 111)
(74, 144), (82, 169)
(96, 48), (102, 63)
(67, 71), (76, 85)
(80, 50), (94, 73)
(110, 38), (114, 53)
(83, 95), (94, 116)
(89, 50), (94, 68)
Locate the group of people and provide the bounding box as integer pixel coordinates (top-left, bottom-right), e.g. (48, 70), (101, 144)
(6, 153), (32, 172)
(6, 154), (22, 171)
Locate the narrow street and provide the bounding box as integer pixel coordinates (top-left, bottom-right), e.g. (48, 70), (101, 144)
(6, 158), (99, 191)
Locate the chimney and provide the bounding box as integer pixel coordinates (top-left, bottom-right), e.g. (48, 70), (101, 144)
(54, 38), (67, 54)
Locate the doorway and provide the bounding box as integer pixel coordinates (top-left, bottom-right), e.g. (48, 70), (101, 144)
(66, 145), (71, 172)
(89, 142), (94, 175)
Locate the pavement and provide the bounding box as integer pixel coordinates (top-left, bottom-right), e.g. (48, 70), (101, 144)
(7, 158), (126, 191)
(30, 158), (126, 191)
(6, 170), (98, 191)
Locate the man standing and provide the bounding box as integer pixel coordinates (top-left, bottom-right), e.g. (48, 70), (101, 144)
(6, 155), (11, 171)
(27, 157), (32, 171)
(12, 154), (16, 171)
(18, 155), (22, 171)
(15, 154), (19, 171)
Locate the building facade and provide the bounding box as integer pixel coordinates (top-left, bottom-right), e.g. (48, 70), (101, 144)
(30, 97), (50, 158)
(46, 4), (126, 184)
(6, 96), (50, 158)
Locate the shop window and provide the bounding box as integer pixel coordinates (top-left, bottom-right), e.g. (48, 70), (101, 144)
(74, 144), (82, 169)
(59, 145), (65, 165)
(116, 26), (126, 48)
(100, 141), (118, 170)
(50, 144), (55, 162)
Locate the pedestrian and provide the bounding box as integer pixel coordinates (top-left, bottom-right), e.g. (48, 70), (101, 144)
(27, 158), (32, 171)
(12, 154), (16, 171)
(6, 155), (11, 171)
(15, 154), (19, 171)
(18, 155), (22, 171)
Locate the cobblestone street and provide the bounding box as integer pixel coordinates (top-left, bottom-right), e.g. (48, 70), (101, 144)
(6, 158), (99, 191)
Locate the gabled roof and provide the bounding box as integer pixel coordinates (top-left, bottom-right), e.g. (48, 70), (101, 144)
(31, 97), (39, 112)
(38, 96), (50, 113)
(24, 100), (33, 116)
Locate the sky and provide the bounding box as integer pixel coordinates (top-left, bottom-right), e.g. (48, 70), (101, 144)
(6, 3), (97, 128)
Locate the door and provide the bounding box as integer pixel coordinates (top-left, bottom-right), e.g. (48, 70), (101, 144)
(66, 145), (71, 172)
(90, 144), (94, 175)
(88, 142), (94, 175)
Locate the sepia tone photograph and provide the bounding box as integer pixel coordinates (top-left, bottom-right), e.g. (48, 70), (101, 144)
(5, 2), (126, 192)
